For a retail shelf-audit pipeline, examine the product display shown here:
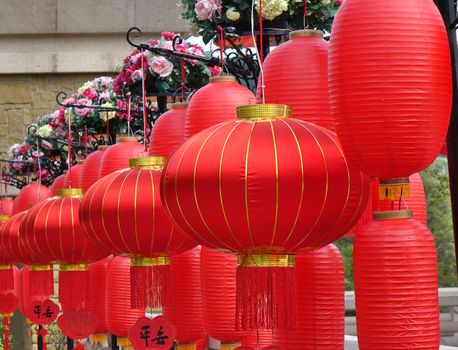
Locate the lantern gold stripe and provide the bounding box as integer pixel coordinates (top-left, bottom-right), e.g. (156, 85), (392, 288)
(149, 169), (156, 254)
(269, 121), (280, 246)
(244, 123), (256, 246)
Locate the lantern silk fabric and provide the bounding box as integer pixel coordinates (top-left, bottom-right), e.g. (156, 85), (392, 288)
(0, 198), (13, 216)
(49, 173), (66, 196)
(79, 146), (108, 191)
(328, 0), (452, 179)
(12, 183), (51, 214)
(63, 160), (84, 189)
(354, 212), (439, 349)
(99, 136), (144, 177)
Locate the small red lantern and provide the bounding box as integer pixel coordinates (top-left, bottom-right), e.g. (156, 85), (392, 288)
(328, 0), (452, 197)
(80, 156), (195, 309)
(12, 183), (51, 214)
(99, 136), (144, 177)
(274, 244), (344, 349)
(163, 246), (205, 350)
(0, 198), (13, 216)
(20, 188), (108, 309)
(63, 160), (84, 188)
(354, 210), (439, 349)
(49, 173), (66, 196)
(149, 103), (187, 158)
(162, 104), (369, 328)
(185, 76), (254, 139)
(79, 146), (109, 191)
(261, 30), (333, 131)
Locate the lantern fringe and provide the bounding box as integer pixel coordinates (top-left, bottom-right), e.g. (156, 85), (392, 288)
(92, 333), (107, 344)
(236, 266), (296, 330)
(74, 343), (85, 350)
(29, 269), (54, 298)
(37, 326), (48, 350)
(58, 270), (89, 310)
(0, 268), (13, 293)
(379, 182), (410, 201)
(130, 265), (170, 309)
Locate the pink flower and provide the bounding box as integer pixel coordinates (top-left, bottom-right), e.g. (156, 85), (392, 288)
(131, 69), (143, 81)
(209, 66), (222, 76)
(195, 0), (221, 21)
(162, 32), (176, 40)
(99, 91), (112, 102)
(58, 107), (66, 123)
(131, 52), (148, 66)
(149, 39), (159, 46)
(12, 156), (23, 170)
(336, 0), (343, 3)
(162, 41), (173, 51)
(74, 98), (93, 117)
(149, 56), (174, 78)
(82, 87), (97, 100)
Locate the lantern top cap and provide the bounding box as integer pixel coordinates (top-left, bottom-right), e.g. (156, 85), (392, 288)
(1, 197), (12, 200)
(57, 188), (85, 198)
(237, 104), (291, 121)
(98, 145), (110, 150)
(129, 156), (166, 169)
(77, 159), (84, 165)
(117, 136), (138, 143)
(0, 215), (9, 222)
(210, 75), (236, 83)
(171, 102), (188, 109)
(373, 210), (413, 221)
(289, 29), (323, 39)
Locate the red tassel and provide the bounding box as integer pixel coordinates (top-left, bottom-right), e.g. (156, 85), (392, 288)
(0, 267), (13, 293)
(130, 264), (170, 309)
(2, 317), (10, 350)
(75, 342), (86, 350)
(29, 267), (54, 298)
(236, 254), (296, 330)
(59, 266), (89, 310)
(37, 326), (48, 350)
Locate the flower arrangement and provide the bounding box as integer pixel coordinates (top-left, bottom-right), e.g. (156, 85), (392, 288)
(180, 0), (342, 42)
(113, 32), (212, 97)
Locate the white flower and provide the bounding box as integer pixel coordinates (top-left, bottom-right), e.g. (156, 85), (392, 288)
(226, 7), (241, 21)
(255, 0), (288, 20)
(100, 103), (116, 122)
(37, 125), (53, 138)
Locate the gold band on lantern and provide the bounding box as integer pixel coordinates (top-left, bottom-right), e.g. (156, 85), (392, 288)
(92, 333), (108, 343)
(129, 156), (166, 170)
(237, 253), (295, 268)
(59, 263), (88, 272)
(77, 159), (84, 165)
(289, 29), (323, 39)
(117, 136), (138, 143)
(171, 102), (188, 109)
(0, 215), (9, 222)
(131, 256), (170, 267)
(176, 344), (197, 350)
(57, 188), (85, 198)
(98, 145), (110, 150)
(117, 337), (132, 346)
(374, 210), (413, 221)
(379, 177), (410, 201)
(0, 265), (11, 270)
(30, 264), (53, 271)
(237, 104), (291, 122)
(0, 313), (13, 318)
(220, 343), (241, 350)
(209, 75), (236, 83)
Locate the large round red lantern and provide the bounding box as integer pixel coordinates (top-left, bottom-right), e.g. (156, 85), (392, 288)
(99, 136), (144, 177)
(162, 104), (369, 328)
(185, 76), (254, 139)
(149, 103), (187, 158)
(353, 211), (439, 349)
(201, 247), (245, 347)
(20, 188), (108, 309)
(163, 246), (205, 350)
(260, 30), (333, 130)
(49, 173), (66, 196)
(63, 160), (84, 188)
(106, 256), (145, 346)
(79, 146), (108, 191)
(12, 183), (51, 214)
(0, 198), (13, 216)
(328, 0), (452, 197)
(274, 244), (344, 349)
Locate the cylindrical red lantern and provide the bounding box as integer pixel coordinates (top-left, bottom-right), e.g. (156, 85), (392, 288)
(274, 244), (344, 349)
(63, 160), (84, 189)
(99, 136), (144, 177)
(88, 257), (111, 343)
(354, 210), (439, 349)
(79, 146), (108, 191)
(201, 247), (245, 347)
(163, 246), (205, 350)
(20, 188), (108, 309)
(49, 173), (67, 196)
(185, 76), (254, 139)
(12, 183), (51, 214)
(106, 256), (145, 345)
(149, 103), (187, 158)
(162, 104), (369, 328)
(260, 30), (333, 131)
(0, 198), (13, 216)
(80, 156), (195, 309)
(328, 0), (452, 197)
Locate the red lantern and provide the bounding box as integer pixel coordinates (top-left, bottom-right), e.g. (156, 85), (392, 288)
(149, 103), (187, 158)
(12, 183), (51, 214)
(99, 136), (144, 177)
(88, 257), (111, 343)
(328, 0), (452, 197)
(63, 160), (84, 189)
(0, 266), (19, 350)
(241, 329), (273, 348)
(260, 30), (333, 131)
(0, 198), (13, 216)
(49, 173), (66, 196)
(185, 76), (254, 139)
(79, 146), (109, 191)
(58, 309), (97, 340)
(274, 244), (344, 349)
(163, 246), (205, 349)
(106, 256), (145, 345)
(80, 156), (195, 309)
(201, 247), (245, 347)
(354, 210), (439, 349)
(162, 104), (369, 328)
(20, 188), (108, 309)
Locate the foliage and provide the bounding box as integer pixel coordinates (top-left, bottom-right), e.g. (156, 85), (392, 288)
(334, 236), (354, 290)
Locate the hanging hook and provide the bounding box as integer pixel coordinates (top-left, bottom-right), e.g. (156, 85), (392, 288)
(127, 27), (143, 49)
(56, 91), (68, 107)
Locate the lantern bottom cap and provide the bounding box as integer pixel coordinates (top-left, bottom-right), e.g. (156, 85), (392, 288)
(237, 253), (295, 268)
(379, 177), (410, 201)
